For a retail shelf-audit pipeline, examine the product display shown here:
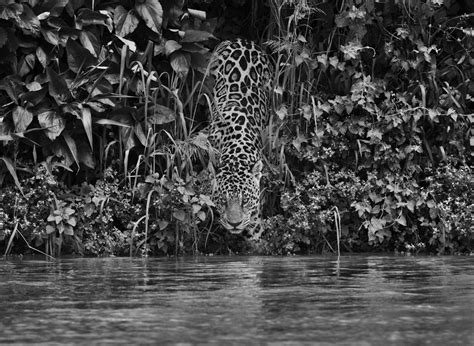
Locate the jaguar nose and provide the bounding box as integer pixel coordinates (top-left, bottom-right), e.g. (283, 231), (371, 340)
(228, 220), (241, 229)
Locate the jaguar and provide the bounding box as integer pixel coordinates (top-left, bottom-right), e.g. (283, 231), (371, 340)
(208, 39), (272, 235)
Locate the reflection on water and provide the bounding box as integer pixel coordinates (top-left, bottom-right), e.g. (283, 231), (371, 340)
(0, 255), (473, 345)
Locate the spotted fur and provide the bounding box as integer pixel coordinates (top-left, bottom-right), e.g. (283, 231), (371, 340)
(209, 39), (272, 234)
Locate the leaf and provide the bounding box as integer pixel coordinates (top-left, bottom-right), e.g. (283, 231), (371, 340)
(67, 217), (77, 227)
(18, 5), (40, 36)
(46, 67), (72, 104)
(197, 211), (206, 221)
(135, 0), (163, 34)
(0, 3), (23, 20)
(199, 194), (215, 207)
(12, 106), (33, 133)
(170, 51), (190, 75)
(38, 0), (69, 16)
(36, 46), (50, 67)
(76, 8), (109, 28)
(38, 111), (65, 140)
(181, 30), (214, 43)
(63, 224), (74, 236)
(172, 209), (186, 221)
(63, 131), (79, 169)
(79, 30), (100, 57)
(114, 5), (139, 37)
(164, 40), (181, 56)
(95, 119), (132, 128)
(0, 157), (23, 194)
(146, 104), (176, 124)
(396, 214), (407, 226)
(192, 204), (201, 214)
(81, 106), (93, 149)
(46, 224), (55, 234)
(158, 220), (168, 230)
(66, 38), (96, 73)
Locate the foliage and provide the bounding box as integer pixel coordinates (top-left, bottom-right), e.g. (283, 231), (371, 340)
(0, 0), (472, 256)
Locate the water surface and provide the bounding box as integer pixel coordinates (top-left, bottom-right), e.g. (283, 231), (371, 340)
(1, 255), (473, 345)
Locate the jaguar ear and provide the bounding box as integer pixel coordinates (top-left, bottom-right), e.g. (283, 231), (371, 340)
(252, 160), (263, 180)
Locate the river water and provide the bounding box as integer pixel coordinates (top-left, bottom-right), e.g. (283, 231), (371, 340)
(0, 255), (473, 345)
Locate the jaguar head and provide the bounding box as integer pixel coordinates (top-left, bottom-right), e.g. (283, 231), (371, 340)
(216, 160), (262, 234)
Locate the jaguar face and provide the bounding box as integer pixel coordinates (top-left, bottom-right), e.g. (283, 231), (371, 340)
(216, 160), (262, 233)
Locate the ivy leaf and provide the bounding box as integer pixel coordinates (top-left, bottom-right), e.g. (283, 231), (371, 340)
(12, 106), (33, 133)
(114, 5), (139, 37)
(38, 110), (65, 140)
(135, 0), (163, 34)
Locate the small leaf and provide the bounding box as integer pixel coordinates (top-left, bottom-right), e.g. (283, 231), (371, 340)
(67, 217), (77, 227)
(12, 106), (33, 133)
(158, 220), (169, 230)
(172, 209), (186, 221)
(114, 5), (139, 37)
(135, 0), (163, 34)
(396, 214), (407, 226)
(63, 224), (74, 236)
(146, 104), (176, 124)
(164, 40), (181, 56)
(38, 111), (65, 140)
(170, 51), (190, 75)
(181, 29), (214, 43)
(46, 224), (55, 234)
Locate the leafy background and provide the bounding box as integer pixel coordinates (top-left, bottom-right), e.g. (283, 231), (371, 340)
(0, 0), (472, 256)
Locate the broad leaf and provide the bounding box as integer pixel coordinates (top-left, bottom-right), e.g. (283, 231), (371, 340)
(66, 38), (96, 73)
(164, 40), (181, 56)
(170, 51), (190, 75)
(76, 8), (109, 28)
(145, 104), (176, 124)
(12, 106), (33, 133)
(172, 209), (186, 221)
(135, 0), (163, 34)
(181, 30), (214, 43)
(37, 0), (69, 16)
(46, 67), (72, 104)
(38, 110), (65, 140)
(18, 5), (40, 36)
(63, 131), (79, 169)
(114, 5), (139, 37)
(79, 30), (100, 57)
(0, 3), (23, 20)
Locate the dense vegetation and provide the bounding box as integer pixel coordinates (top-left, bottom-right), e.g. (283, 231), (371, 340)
(0, 0), (472, 257)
